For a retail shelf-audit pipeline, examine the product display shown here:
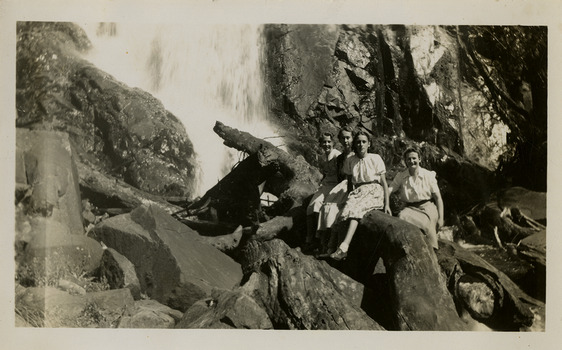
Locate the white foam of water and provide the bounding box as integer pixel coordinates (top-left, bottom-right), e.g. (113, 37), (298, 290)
(78, 22), (281, 197)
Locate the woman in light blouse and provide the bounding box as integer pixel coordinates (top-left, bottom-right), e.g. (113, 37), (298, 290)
(330, 131), (390, 260)
(388, 147), (444, 249)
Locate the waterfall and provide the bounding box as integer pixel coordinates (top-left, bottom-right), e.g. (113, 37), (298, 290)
(79, 22), (280, 197)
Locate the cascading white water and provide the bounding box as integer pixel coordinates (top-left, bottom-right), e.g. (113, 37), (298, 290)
(79, 22), (280, 198)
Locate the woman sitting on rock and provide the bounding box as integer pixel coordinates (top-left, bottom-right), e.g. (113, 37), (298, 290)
(388, 147), (444, 249)
(330, 131), (390, 261)
(315, 126), (355, 256)
(304, 132), (341, 251)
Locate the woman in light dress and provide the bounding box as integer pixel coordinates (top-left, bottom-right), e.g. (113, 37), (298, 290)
(329, 131), (390, 261)
(388, 147), (444, 249)
(304, 132), (341, 250)
(314, 127), (354, 256)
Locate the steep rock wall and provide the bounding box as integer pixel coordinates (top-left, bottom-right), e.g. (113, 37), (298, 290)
(16, 22), (197, 198)
(264, 24), (510, 171)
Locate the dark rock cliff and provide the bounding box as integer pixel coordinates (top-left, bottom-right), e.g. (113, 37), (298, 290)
(16, 22), (198, 198)
(263, 24), (546, 196)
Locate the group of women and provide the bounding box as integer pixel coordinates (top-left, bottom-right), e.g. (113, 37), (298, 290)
(305, 127), (444, 261)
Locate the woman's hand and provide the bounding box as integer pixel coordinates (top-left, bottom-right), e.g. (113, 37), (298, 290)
(437, 217), (444, 229)
(384, 205), (392, 215)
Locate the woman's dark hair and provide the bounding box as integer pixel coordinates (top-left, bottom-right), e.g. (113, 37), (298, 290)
(402, 147), (421, 161)
(318, 132), (334, 143)
(352, 130), (372, 153)
(337, 126), (354, 139)
(353, 130), (371, 144)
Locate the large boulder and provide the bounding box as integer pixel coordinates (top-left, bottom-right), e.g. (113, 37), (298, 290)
(176, 287), (273, 329)
(437, 240), (545, 331)
(16, 129), (84, 237)
(91, 204), (243, 311)
(360, 210), (470, 331)
(495, 187), (546, 222)
(19, 230), (104, 283)
(16, 21), (197, 198)
(99, 248), (142, 300)
(118, 299), (183, 328)
(263, 24), (341, 164)
(240, 239), (384, 330)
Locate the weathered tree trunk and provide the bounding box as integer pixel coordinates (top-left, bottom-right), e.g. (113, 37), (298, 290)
(458, 187), (546, 246)
(248, 206), (306, 248)
(185, 153), (277, 226)
(240, 239), (384, 330)
(436, 240), (544, 331)
(213, 121), (322, 212)
(472, 204), (537, 243)
(360, 210), (470, 330)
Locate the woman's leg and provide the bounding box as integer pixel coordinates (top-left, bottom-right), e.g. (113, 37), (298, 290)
(305, 212), (319, 245)
(330, 219), (358, 260)
(326, 228), (338, 253)
(398, 205), (438, 249)
(340, 219), (359, 252)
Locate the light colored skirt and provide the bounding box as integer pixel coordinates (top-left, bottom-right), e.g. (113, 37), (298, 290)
(339, 183), (384, 221)
(317, 180), (349, 231)
(398, 201), (438, 248)
(306, 182), (337, 215)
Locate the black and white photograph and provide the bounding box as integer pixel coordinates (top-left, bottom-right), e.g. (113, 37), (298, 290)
(1, 0), (561, 349)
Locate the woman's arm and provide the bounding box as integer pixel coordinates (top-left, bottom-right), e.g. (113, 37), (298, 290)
(387, 172), (400, 195)
(432, 189), (444, 229)
(347, 174), (353, 193)
(380, 175), (391, 215)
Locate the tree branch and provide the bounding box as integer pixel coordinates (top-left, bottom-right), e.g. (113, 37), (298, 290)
(458, 33), (529, 136)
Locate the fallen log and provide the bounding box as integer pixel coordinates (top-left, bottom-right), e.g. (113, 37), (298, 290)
(240, 239), (384, 330)
(213, 121), (322, 212)
(177, 216), (239, 237)
(495, 186), (546, 223)
(458, 187), (545, 246)
(183, 153), (278, 226)
(76, 160), (182, 215)
(249, 206), (306, 247)
(360, 210), (470, 331)
(436, 240), (545, 331)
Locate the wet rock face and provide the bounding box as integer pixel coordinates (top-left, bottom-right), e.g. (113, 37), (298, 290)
(16, 21), (197, 198)
(264, 24), (510, 171)
(264, 24), (340, 121)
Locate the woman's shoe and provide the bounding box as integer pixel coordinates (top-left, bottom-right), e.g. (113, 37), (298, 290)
(315, 247), (336, 259)
(330, 248), (347, 261)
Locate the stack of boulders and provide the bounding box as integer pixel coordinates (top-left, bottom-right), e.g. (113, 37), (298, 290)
(14, 128), (240, 328)
(13, 127), (384, 329)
